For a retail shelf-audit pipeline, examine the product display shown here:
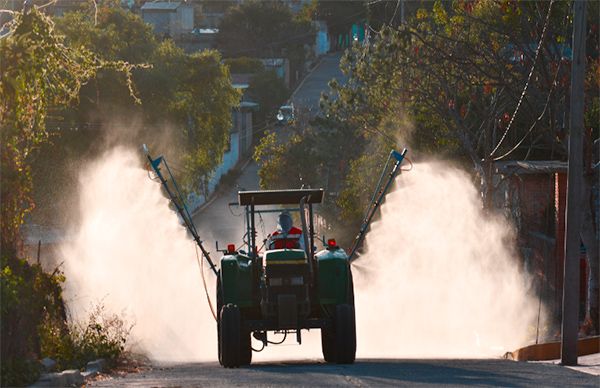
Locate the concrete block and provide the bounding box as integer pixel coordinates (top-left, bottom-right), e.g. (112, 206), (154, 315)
(40, 357), (56, 372)
(86, 358), (107, 373)
(59, 369), (83, 386)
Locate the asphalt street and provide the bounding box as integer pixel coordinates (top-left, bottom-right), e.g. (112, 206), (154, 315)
(290, 52), (347, 110)
(90, 358), (598, 387)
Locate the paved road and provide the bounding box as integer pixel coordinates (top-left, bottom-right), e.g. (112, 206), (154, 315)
(90, 358), (598, 387)
(290, 52), (347, 111)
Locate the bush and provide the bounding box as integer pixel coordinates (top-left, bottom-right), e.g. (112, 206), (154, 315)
(0, 255), (65, 386)
(40, 304), (130, 371)
(224, 57), (264, 73)
(249, 70), (289, 125)
(0, 254), (129, 386)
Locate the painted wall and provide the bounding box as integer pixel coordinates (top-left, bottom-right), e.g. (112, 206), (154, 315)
(315, 20), (330, 56)
(186, 131), (240, 212)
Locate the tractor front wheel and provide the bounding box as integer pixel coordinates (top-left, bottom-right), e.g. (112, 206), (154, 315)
(219, 304), (241, 368)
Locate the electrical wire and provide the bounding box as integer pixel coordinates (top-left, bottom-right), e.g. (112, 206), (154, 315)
(493, 54), (563, 161)
(267, 331), (288, 345)
(196, 243), (217, 321)
(489, 0), (554, 158)
(388, 0), (401, 26)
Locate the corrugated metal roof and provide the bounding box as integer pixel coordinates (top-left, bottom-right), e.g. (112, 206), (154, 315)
(141, 2), (182, 11)
(495, 160), (568, 175)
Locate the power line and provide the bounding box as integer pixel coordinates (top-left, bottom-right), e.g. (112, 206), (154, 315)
(489, 0), (554, 158)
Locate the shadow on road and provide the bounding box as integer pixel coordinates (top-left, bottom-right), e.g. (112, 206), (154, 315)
(247, 358), (596, 387)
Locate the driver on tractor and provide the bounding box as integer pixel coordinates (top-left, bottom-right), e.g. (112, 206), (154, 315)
(268, 211), (304, 250)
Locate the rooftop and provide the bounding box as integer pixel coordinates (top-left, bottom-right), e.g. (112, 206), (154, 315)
(141, 2), (183, 11)
(494, 160), (568, 175)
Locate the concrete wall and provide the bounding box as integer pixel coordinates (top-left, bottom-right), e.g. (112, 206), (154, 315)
(186, 131), (240, 211)
(176, 5), (194, 34)
(238, 111), (253, 157)
(142, 5), (193, 37)
(186, 108), (254, 212)
(142, 11), (171, 35)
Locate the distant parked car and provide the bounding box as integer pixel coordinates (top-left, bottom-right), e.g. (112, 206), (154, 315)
(276, 104), (294, 126)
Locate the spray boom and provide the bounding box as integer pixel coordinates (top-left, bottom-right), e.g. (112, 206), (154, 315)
(142, 145), (218, 276)
(348, 148), (408, 262)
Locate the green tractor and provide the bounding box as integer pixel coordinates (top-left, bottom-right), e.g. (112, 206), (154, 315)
(217, 189), (355, 367)
(143, 145), (407, 368)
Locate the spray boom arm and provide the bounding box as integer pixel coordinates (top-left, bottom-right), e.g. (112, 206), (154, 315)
(142, 145), (218, 276)
(348, 149), (408, 262)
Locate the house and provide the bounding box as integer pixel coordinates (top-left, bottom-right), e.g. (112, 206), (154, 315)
(178, 28), (218, 53)
(141, 1), (193, 38)
(493, 160), (593, 333)
(314, 20), (330, 57)
(196, 0), (237, 29)
(260, 58), (290, 88)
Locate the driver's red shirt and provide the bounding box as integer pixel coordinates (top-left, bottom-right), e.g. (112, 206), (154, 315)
(269, 226), (303, 249)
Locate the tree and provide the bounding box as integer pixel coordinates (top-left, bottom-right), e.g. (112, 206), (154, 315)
(322, 0), (599, 332)
(216, 1), (314, 85)
(52, 4), (239, 195)
(1, 6), (139, 254)
(248, 70), (289, 126)
(324, 1), (586, 205)
(0, 7), (137, 385)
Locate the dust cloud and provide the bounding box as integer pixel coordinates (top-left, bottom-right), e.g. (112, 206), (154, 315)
(61, 147), (217, 361)
(353, 161), (540, 358)
(61, 148), (539, 362)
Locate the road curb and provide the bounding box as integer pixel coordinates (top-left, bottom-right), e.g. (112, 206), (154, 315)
(506, 336), (599, 361)
(30, 369), (83, 387)
(191, 156), (254, 218)
(29, 358), (107, 387)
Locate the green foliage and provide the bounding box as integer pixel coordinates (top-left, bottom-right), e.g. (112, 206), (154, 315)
(40, 304), (129, 371)
(216, 1), (314, 57)
(0, 8), (94, 253)
(0, 7), (142, 253)
(0, 255), (65, 386)
(224, 57), (264, 73)
(216, 0), (314, 86)
(248, 70), (289, 125)
(53, 5), (239, 195)
(0, 6), (138, 385)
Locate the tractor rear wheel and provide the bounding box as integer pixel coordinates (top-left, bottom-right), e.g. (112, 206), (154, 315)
(219, 304), (241, 368)
(240, 329), (252, 365)
(334, 303), (356, 364)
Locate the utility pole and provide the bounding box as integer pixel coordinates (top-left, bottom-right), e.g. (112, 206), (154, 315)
(561, 0), (586, 366)
(400, 0), (405, 25)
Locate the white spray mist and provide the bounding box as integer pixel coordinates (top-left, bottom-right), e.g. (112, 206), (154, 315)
(61, 147), (217, 362)
(353, 161), (539, 357)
